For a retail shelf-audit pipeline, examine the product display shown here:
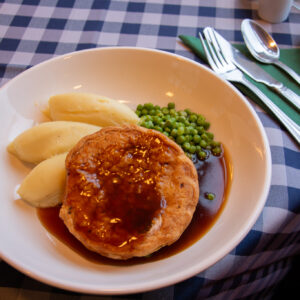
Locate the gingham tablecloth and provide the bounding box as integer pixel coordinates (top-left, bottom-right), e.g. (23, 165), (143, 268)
(0, 1), (299, 299)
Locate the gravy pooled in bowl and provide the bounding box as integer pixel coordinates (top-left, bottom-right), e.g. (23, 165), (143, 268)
(60, 125), (199, 260)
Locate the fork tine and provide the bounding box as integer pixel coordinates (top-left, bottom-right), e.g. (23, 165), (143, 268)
(209, 28), (233, 66)
(205, 27), (236, 69)
(199, 32), (223, 71)
(203, 27), (228, 69)
(198, 33), (218, 72)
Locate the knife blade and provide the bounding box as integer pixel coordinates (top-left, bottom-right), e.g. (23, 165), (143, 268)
(208, 28), (300, 111)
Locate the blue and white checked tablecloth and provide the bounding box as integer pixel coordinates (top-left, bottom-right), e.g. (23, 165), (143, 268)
(0, 1), (299, 299)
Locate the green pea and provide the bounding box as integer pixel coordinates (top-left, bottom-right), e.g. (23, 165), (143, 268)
(168, 102), (175, 109)
(155, 111), (163, 117)
(191, 128), (198, 136)
(190, 127), (196, 134)
(203, 121), (210, 130)
(200, 140), (207, 148)
(169, 108), (176, 116)
(154, 125), (163, 132)
(154, 116), (163, 125)
(145, 120), (154, 128)
(177, 127), (185, 135)
(197, 150), (207, 160)
(178, 116), (186, 123)
(193, 135), (201, 143)
(206, 132), (214, 139)
(212, 146), (222, 156)
(183, 142), (191, 151)
(179, 111), (187, 117)
(201, 133), (209, 141)
(166, 121), (175, 129)
(164, 119), (172, 127)
(196, 126), (205, 134)
(189, 114), (197, 123)
(176, 135), (186, 144)
(171, 129), (178, 137)
(190, 145), (196, 154)
(185, 135), (192, 142)
(162, 107), (169, 115)
(137, 104), (143, 111)
(141, 108), (148, 115)
(205, 192), (215, 200)
(197, 117), (205, 125)
(144, 103), (154, 110)
(184, 108), (192, 115)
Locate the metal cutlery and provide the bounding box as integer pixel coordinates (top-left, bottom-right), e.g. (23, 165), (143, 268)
(203, 27), (300, 111)
(241, 19), (300, 85)
(199, 29), (300, 145)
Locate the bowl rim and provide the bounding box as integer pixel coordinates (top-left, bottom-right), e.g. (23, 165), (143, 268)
(0, 46), (272, 295)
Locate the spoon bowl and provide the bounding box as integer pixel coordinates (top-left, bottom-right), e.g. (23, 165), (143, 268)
(241, 19), (279, 63)
(241, 19), (300, 84)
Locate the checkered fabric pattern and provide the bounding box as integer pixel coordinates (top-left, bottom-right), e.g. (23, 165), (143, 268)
(0, 1), (299, 299)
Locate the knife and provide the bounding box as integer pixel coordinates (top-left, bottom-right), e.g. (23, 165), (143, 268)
(209, 28), (300, 111)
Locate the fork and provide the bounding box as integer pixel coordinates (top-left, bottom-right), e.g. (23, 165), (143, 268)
(199, 29), (300, 145)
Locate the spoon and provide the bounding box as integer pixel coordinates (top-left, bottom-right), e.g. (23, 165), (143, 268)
(241, 19), (300, 85)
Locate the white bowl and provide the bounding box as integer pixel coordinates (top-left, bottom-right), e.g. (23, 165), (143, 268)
(0, 47), (271, 294)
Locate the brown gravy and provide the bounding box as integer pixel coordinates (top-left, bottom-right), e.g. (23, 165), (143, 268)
(37, 152), (229, 266)
(64, 133), (175, 248)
